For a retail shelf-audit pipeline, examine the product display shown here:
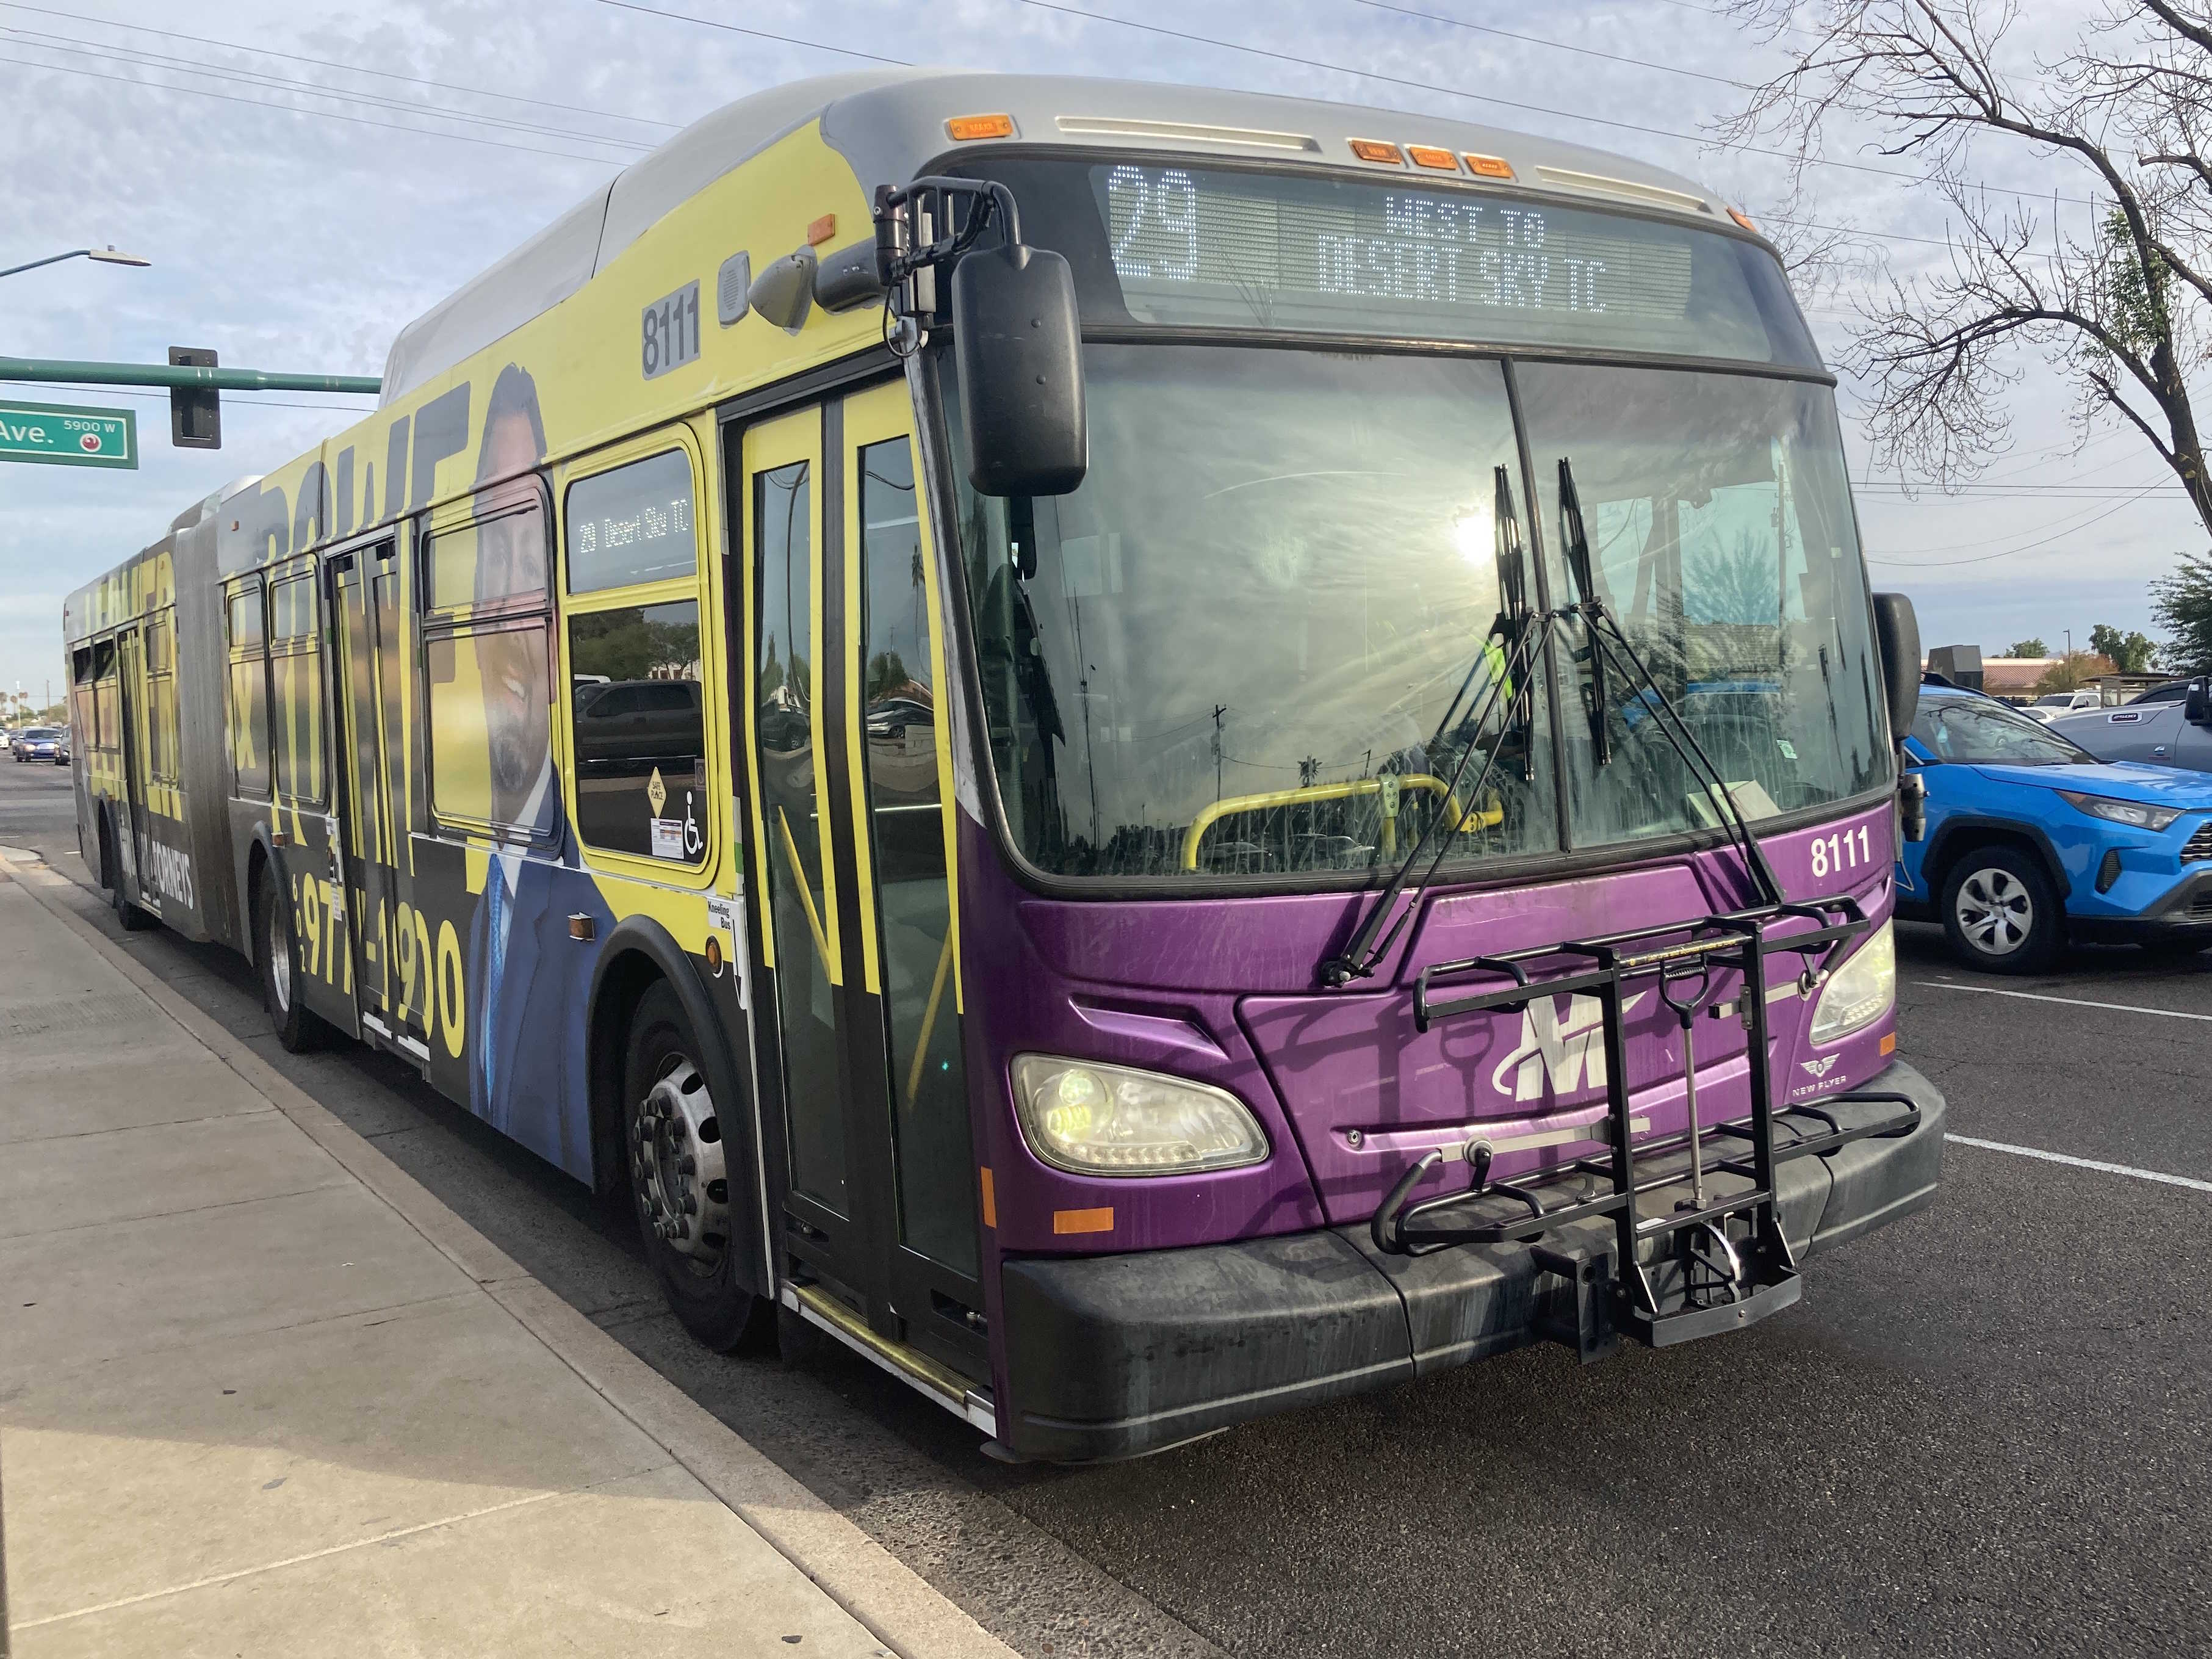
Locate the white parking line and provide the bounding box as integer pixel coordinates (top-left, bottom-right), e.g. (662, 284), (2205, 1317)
(1946, 1134), (2212, 1194)
(1915, 980), (2212, 1022)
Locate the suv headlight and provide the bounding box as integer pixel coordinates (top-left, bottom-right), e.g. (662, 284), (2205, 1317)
(2057, 790), (2182, 832)
(1011, 1055), (1269, 1177)
(1808, 922), (1895, 1047)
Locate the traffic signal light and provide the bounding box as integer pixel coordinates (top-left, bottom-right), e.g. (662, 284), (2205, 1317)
(169, 345), (220, 449)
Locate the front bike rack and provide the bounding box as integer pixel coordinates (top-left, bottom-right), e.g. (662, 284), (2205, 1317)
(1369, 895), (1922, 1349)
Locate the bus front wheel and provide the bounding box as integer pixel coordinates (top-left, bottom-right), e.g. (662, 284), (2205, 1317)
(621, 981), (769, 1352)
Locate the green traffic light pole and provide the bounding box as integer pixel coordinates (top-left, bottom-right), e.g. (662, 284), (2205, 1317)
(0, 356), (380, 396)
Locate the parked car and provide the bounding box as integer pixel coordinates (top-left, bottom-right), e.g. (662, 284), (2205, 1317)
(2049, 676), (2212, 775)
(2129, 681), (2192, 705)
(0, 726), (11, 752)
(1898, 683), (2212, 970)
(2019, 687), (2103, 723)
(10, 725), (64, 764)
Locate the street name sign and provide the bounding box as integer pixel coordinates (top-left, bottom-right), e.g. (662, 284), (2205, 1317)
(0, 399), (137, 468)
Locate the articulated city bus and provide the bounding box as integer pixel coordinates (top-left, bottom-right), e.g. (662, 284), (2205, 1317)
(65, 71), (1943, 1461)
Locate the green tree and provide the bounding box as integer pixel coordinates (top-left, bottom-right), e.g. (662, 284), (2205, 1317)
(2006, 638), (2048, 659)
(2088, 624), (2159, 673)
(2150, 552), (2212, 673)
(2033, 652), (2109, 695)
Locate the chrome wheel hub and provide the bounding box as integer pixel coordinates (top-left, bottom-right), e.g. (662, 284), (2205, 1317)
(1956, 868), (2032, 955)
(630, 1057), (729, 1265)
(267, 896), (292, 1012)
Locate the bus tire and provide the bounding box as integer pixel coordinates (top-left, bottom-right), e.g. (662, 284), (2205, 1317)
(254, 862), (325, 1053)
(621, 981), (771, 1353)
(98, 811), (156, 931)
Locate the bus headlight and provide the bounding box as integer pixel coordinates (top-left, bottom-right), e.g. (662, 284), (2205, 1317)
(1011, 1055), (1270, 1177)
(1807, 922), (1895, 1047)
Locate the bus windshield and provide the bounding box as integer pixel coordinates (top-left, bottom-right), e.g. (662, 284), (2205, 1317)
(948, 344), (1889, 881)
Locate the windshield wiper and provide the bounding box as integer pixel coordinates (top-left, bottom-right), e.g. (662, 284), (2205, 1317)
(1320, 466), (1557, 986)
(1554, 455), (1785, 910)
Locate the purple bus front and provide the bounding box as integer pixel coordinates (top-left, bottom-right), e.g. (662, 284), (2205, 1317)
(892, 156), (1944, 1459)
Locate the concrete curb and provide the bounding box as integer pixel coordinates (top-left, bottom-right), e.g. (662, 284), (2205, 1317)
(1, 852), (1019, 1659)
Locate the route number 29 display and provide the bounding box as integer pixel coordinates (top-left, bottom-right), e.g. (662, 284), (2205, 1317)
(641, 281), (701, 380)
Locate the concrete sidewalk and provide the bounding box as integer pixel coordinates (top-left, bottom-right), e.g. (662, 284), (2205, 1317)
(0, 853), (1017, 1659)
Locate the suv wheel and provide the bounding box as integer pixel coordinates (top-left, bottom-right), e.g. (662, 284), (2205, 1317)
(1941, 845), (2060, 974)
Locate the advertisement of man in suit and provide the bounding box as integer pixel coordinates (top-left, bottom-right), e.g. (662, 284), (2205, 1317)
(463, 363), (613, 1179)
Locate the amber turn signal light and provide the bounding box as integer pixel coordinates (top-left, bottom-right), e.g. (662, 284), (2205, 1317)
(1349, 138), (1404, 165)
(945, 113), (1015, 141)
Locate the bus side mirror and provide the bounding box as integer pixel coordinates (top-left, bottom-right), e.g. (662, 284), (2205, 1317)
(1871, 592), (1921, 744)
(952, 240), (1086, 497)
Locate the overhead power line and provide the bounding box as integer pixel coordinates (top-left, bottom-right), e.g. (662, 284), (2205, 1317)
(0, 2), (682, 131)
(1346, 1), (1748, 89)
(588, 0), (909, 65)
(1865, 481), (2171, 567)
(0, 29), (657, 151)
(1007, 1), (2102, 215)
(0, 54), (632, 164)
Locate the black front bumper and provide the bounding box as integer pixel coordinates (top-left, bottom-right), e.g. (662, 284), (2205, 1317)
(998, 1060), (1946, 1462)
(2070, 867), (2212, 945)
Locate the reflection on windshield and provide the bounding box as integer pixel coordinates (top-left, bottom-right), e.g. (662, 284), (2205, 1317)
(952, 345), (1559, 878)
(1519, 365), (1888, 847)
(1912, 698), (2090, 767)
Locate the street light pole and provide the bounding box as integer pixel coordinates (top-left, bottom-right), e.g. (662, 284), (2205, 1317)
(0, 245), (152, 281)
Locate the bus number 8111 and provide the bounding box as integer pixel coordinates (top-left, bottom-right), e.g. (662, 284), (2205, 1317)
(641, 280), (702, 380)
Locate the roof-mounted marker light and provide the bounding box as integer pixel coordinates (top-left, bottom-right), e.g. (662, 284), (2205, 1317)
(807, 214), (837, 247)
(946, 113), (1015, 141)
(1349, 138), (1404, 165)
(1462, 153), (1515, 180)
(1728, 207), (1760, 233)
(1405, 144), (1458, 172)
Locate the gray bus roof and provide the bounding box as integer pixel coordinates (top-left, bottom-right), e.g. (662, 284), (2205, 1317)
(381, 70), (1737, 403)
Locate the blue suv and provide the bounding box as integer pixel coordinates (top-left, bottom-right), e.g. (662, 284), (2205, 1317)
(1899, 682), (2212, 971)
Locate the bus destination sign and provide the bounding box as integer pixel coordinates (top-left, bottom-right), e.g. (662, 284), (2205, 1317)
(1086, 162), (1807, 366)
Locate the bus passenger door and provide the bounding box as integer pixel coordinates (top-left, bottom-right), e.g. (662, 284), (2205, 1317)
(740, 383), (985, 1387)
(329, 544), (406, 1035)
(114, 624), (150, 902)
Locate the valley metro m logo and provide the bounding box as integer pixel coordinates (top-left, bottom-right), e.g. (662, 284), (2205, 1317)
(1490, 992), (1649, 1102)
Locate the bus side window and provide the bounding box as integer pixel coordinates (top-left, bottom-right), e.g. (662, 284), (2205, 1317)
(422, 485), (557, 840)
(561, 447), (706, 863)
(91, 639), (118, 755)
(70, 646), (95, 753)
(268, 571), (324, 806)
(147, 609), (181, 784)
(227, 580), (271, 799)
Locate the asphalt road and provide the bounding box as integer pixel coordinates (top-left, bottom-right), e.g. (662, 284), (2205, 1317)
(6, 758), (2207, 1658)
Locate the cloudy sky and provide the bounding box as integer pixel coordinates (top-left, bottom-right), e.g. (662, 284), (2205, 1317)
(2, 0), (2202, 703)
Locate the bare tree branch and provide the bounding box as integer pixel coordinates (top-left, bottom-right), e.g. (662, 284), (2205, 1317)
(1717, 1), (2212, 538)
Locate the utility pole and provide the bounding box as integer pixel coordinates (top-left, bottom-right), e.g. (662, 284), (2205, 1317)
(1212, 704), (1227, 801)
